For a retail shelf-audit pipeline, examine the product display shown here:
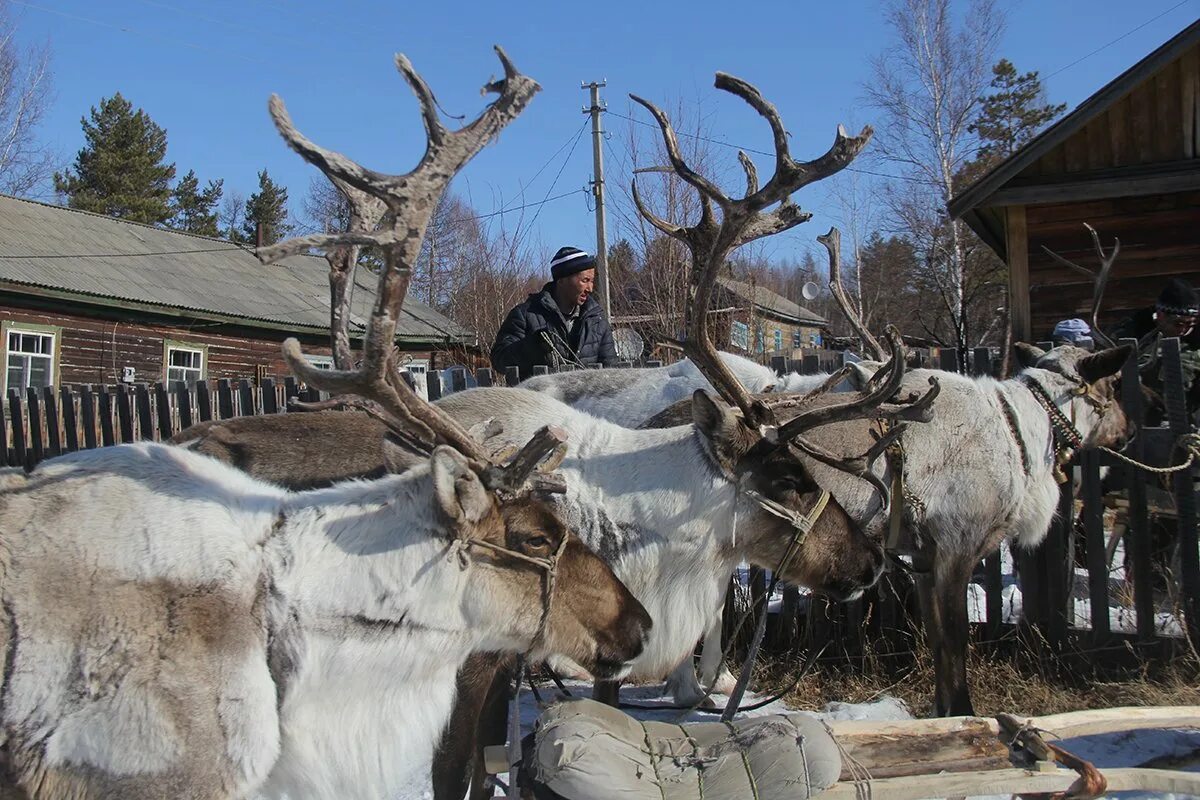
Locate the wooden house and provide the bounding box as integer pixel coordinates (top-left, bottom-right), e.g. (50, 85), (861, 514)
(0, 195), (475, 392)
(717, 277), (829, 360)
(948, 19), (1200, 342)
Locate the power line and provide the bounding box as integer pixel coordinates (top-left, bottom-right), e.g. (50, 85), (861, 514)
(606, 109), (928, 185)
(1044, 0), (1194, 80)
(456, 188), (586, 223)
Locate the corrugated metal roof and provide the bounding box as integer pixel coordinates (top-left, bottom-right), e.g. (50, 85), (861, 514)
(717, 277), (827, 326)
(0, 195), (475, 344)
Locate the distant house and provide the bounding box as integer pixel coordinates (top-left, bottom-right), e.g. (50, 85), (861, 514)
(0, 195), (475, 393)
(716, 277), (828, 360)
(949, 20), (1200, 342)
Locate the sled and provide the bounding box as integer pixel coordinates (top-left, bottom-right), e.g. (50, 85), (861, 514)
(488, 701), (1200, 799)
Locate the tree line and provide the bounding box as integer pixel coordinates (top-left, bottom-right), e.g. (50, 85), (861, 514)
(52, 92), (291, 245)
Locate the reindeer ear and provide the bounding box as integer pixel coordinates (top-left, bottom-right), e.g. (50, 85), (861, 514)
(430, 446), (492, 526)
(846, 361), (882, 390)
(692, 389), (751, 471)
(1014, 343), (1046, 370)
(1077, 345), (1133, 384)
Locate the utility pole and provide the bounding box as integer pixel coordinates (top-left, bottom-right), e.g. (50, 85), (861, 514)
(582, 80), (611, 319)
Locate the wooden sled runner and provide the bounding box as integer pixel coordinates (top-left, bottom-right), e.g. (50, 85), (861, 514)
(490, 700), (1200, 799)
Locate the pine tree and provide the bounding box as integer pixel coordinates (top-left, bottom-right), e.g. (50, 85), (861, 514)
(240, 169), (291, 245)
(53, 93), (176, 224)
(969, 59), (1066, 170)
(170, 170), (223, 236)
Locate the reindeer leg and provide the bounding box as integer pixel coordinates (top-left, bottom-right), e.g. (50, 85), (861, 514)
(931, 551), (977, 717)
(698, 609), (736, 694)
(592, 678), (621, 707)
(431, 653), (508, 800)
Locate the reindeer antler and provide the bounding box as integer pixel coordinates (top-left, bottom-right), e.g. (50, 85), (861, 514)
(821, 227), (886, 361)
(259, 47), (561, 494)
(1040, 222), (1120, 349)
(629, 74), (872, 431)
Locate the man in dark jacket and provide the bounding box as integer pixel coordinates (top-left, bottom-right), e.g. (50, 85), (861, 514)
(491, 246), (617, 379)
(1110, 278), (1200, 404)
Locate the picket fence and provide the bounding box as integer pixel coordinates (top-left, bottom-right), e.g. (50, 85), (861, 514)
(3, 341), (1197, 672)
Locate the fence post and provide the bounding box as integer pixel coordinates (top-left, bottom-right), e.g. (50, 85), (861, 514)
(971, 347), (992, 378)
(80, 386), (98, 449)
(195, 380), (213, 422)
(7, 389), (26, 467)
(1118, 337), (1156, 644)
(938, 348), (959, 373)
(238, 379), (256, 417)
(787, 359), (803, 374)
(504, 366), (520, 387)
(216, 379), (235, 420)
(646, 360), (662, 368)
(476, 368), (493, 388)
(770, 355), (787, 376)
(154, 383), (174, 440)
(450, 367), (467, 394)
(97, 386), (116, 446)
(426, 370), (443, 402)
(41, 386), (62, 458)
(1160, 337), (1200, 647)
(283, 377), (299, 409)
(115, 384), (135, 443)
(802, 355), (820, 374)
(134, 384), (154, 440)
(260, 378), (278, 415)
(59, 386), (79, 453)
(531, 365), (549, 377)
(176, 382), (195, 430)
(1081, 449), (1110, 644)
(25, 387), (43, 465)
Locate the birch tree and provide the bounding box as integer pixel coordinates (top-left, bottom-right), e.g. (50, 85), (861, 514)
(866, 0), (1004, 364)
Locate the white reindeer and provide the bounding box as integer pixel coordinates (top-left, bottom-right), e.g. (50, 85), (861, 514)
(0, 439), (650, 800)
(521, 350), (855, 428)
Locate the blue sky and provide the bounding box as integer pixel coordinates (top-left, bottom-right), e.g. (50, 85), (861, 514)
(10, 0), (1200, 268)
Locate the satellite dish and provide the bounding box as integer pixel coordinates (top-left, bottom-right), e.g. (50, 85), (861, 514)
(613, 328), (645, 361)
(801, 281), (820, 301)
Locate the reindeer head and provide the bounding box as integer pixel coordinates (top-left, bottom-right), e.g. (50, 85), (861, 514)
(1014, 342), (1134, 453)
(259, 48), (650, 675)
(629, 76), (941, 601)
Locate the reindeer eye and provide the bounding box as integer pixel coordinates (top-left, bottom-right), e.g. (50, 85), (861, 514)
(525, 535), (551, 549)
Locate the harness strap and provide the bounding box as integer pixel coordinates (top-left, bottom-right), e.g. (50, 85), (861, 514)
(1018, 375), (1087, 484)
(997, 390), (1032, 475)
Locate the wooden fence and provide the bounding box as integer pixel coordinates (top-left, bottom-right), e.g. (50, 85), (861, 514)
(3, 342), (1196, 671)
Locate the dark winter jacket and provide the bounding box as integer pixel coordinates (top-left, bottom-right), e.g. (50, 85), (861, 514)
(1110, 307), (1200, 414)
(490, 282), (617, 379)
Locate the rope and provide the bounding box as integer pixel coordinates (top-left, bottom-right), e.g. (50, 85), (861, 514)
(1099, 432), (1200, 475)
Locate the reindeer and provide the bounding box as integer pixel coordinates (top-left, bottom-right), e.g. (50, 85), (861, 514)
(654, 225), (1137, 717)
(0, 48), (656, 800)
(520, 349), (855, 428)
(166, 72), (941, 800)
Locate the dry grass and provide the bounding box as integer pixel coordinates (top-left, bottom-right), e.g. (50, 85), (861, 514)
(759, 639), (1200, 717)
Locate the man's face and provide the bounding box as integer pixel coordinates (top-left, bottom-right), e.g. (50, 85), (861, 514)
(557, 269), (595, 307)
(1156, 311), (1196, 338)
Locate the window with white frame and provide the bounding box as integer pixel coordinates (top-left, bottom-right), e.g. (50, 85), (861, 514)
(793, 330), (803, 349)
(165, 342), (206, 387)
(773, 329), (783, 352)
(5, 327), (57, 392)
(730, 321), (750, 351)
(306, 355), (335, 370)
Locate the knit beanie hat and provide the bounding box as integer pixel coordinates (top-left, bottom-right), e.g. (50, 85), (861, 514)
(550, 246), (596, 280)
(1156, 278), (1200, 316)
(1051, 318), (1094, 351)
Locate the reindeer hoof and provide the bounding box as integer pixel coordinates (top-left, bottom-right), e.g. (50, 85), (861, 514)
(711, 669), (738, 695)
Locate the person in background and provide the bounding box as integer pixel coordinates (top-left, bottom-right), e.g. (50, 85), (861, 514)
(1110, 278), (1200, 413)
(1051, 318), (1095, 351)
(491, 246), (617, 379)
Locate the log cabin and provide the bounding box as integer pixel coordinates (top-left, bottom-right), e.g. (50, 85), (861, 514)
(0, 195), (475, 394)
(949, 19), (1200, 343)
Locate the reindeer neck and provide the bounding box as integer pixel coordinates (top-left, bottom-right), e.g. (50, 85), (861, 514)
(262, 470), (484, 799)
(1003, 368), (1091, 484)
